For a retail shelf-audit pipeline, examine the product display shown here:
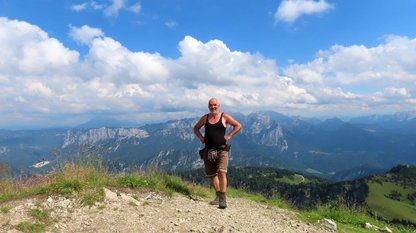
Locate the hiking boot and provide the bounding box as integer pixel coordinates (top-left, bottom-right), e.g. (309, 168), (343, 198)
(209, 191), (220, 205)
(218, 192), (227, 209)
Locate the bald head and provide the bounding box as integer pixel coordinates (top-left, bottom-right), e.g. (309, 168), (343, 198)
(208, 98), (220, 115)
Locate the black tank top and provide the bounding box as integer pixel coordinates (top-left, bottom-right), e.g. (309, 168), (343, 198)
(204, 113), (226, 149)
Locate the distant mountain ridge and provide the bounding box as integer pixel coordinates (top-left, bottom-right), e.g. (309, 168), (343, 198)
(0, 111), (415, 180)
(349, 111), (416, 134)
(62, 127), (150, 148)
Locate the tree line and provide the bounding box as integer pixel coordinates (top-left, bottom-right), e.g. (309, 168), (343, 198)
(176, 166), (369, 209)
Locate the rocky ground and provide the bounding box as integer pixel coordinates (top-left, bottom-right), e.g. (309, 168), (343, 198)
(0, 188), (334, 233)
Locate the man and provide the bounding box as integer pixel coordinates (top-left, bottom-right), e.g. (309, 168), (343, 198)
(193, 98), (242, 209)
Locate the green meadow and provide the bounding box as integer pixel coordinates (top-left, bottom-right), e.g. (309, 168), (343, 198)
(276, 174), (307, 185)
(367, 180), (416, 224)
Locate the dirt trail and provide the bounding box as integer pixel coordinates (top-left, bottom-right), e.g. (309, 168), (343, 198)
(0, 188), (332, 233)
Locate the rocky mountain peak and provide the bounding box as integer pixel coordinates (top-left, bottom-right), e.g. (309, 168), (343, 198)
(62, 127), (149, 148)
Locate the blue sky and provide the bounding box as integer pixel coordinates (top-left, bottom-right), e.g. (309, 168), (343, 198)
(1, 0), (416, 129)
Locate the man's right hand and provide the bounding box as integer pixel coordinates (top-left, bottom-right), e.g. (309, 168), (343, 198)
(199, 137), (205, 143)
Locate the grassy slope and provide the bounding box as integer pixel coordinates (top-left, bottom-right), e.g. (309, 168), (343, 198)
(179, 165), (416, 232)
(1, 160), (416, 233)
(276, 174), (307, 185)
(367, 181), (416, 223)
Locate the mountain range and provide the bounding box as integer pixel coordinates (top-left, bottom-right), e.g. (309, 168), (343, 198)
(0, 111), (415, 181)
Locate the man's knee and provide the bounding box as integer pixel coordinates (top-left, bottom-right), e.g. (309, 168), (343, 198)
(218, 171), (227, 178)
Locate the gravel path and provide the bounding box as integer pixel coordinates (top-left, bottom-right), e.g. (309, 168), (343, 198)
(0, 188), (332, 233)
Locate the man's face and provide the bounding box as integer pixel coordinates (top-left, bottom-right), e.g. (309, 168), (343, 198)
(208, 100), (219, 114)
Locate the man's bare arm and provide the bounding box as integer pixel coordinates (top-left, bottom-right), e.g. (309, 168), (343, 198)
(223, 113), (242, 141)
(193, 116), (206, 143)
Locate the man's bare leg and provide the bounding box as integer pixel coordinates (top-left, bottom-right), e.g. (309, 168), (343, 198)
(209, 175), (220, 205)
(218, 172), (227, 209)
(218, 172), (227, 192)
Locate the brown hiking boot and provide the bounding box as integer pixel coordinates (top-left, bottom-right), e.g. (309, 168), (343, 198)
(209, 191), (220, 205)
(218, 192), (227, 209)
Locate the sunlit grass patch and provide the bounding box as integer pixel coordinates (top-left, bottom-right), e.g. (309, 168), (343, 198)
(116, 174), (156, 189)
(115, 170), (200, 198)
(80, 187), (104, 207)
(227, 187), (290, 209)
(29, 208), (49, 223)
(0, 205), (12, 213)
(0, 179), (13, 196)
(17, 221), (46, 233)
(300, 202), (416, 233)
(367, 181), (416, 224)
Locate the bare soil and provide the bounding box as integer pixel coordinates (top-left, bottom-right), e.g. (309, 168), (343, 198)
(0, 188), (333, 233)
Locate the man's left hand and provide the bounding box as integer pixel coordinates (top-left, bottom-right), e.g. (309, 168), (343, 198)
(224, 134), (231, 141)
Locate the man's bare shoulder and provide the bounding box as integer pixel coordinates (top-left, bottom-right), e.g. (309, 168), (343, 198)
(223, 113), (241, 124)
(200, 114), (208, 122)
(194, 114), (207, 127)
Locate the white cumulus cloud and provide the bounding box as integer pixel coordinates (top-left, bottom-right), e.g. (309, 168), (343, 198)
(165, 20), (178, 28)
(71, 1), (104, 12)
(69, 25), (104, 45)
(72, 0), (133, 18)
(275, 0), (333, 23)
(104, 0), (126, 17)
(71, 3), (88, 11)
(0, 17), (415, 128)
(283, 35), (416, 114)
(128, 2), (142, 14)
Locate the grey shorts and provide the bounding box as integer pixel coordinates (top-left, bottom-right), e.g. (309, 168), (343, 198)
(202, 149), (228, 177)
